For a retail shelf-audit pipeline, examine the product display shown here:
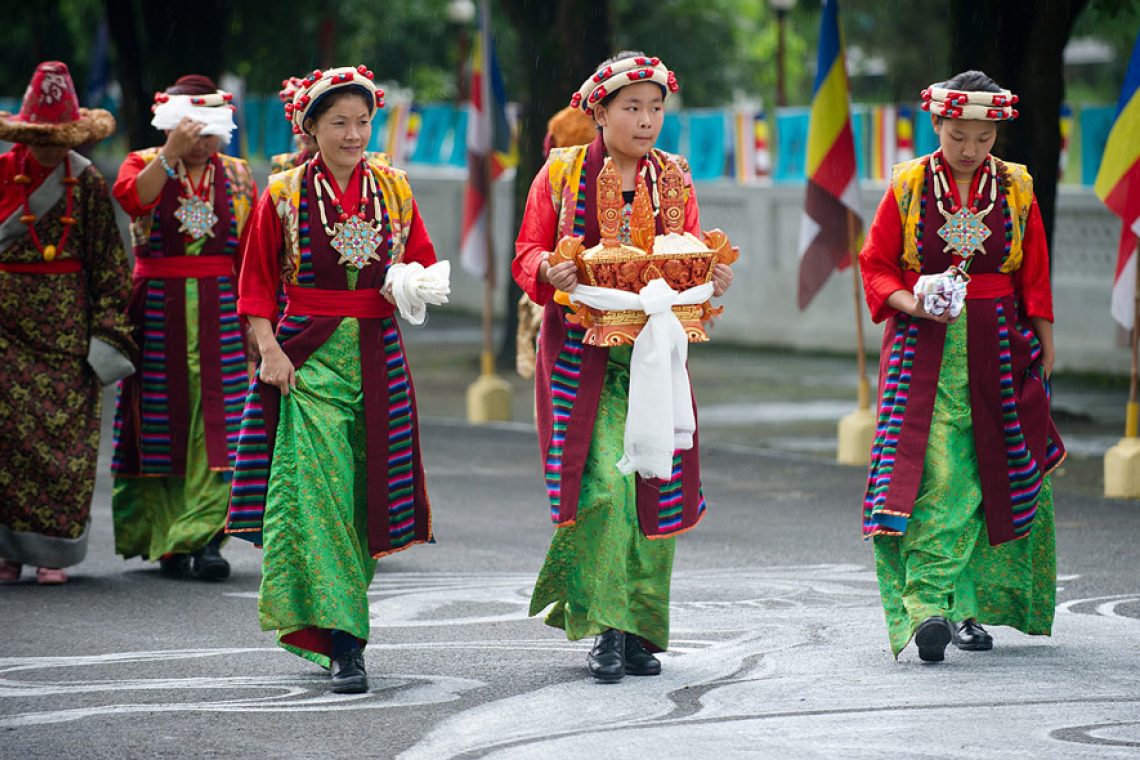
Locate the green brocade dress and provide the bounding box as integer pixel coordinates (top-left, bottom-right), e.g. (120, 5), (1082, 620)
(873, 309), (1056, 656)
(529, 344), (676, 652)
(257, 271), (377, 668)
(112, 239), (232, 559)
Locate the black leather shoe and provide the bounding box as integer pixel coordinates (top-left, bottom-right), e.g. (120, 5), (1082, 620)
(914, 616), (954, 662)
(954, 619), (994, 651)
(624, 635), (661, 676)
(330, 649), (369, 694)
(588, 629), (625, 683)
(189, 543), (230, 581)
(158, 553), (189, 578)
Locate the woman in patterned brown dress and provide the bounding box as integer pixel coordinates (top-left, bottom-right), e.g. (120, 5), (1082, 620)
(0, 62), (135, 585)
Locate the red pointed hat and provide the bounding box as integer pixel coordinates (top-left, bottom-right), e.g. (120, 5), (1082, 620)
(0, 61), (115, 147)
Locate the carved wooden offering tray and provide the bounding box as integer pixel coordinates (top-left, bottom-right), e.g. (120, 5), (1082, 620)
(549, 157), (738, 347)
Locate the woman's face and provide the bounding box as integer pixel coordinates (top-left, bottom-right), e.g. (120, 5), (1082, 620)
(594, 82), (665, 161)
(27, 145), (69, 168)
(932, 115), (997, 180)
(308, 94), (372, 173)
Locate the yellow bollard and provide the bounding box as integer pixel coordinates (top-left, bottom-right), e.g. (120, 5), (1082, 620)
(466, 351), (512, 423)
(1104, 401), (1140, 499)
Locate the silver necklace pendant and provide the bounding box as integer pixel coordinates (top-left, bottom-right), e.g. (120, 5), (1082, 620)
(174, 195), (218, 240)
(332, 215), (383, 270)
(937, 206), (991, 259)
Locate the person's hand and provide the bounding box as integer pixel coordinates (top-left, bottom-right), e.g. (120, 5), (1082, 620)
(258, 344), (296, 396)
(542, 260), (579, 292)
(911, 295), (959, 324)
(711, 263), (733, 297)
(161, 117), (206, 163)
(1042, 348), (1055, 378)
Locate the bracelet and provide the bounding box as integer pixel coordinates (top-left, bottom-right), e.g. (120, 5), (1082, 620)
(157, 152), (177, 179)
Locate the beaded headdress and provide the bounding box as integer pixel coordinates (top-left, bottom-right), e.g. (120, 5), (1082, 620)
(151, 87), (237, 144)
(285, 66), (385, 135)
(920, 84), (1019, 121)
(570, 54), (678, 116)
(278, 76), (305, 104)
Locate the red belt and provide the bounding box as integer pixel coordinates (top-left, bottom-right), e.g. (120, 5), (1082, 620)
(903, 271), (1014, 299)
(283, 285), (394, 318)
(0, 259), (83, 274)
(133, 255), (235, 280)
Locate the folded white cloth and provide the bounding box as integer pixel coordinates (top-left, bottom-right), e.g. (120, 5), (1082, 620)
(151, 100), (238, 144)
(87, 337), (135, 385)
(570, 278), (714, 480)
(384, 260), (451, 325)
(913, 270), (967, 318)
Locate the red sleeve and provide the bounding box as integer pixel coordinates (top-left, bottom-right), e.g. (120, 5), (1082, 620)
(1013, 198), (1053, 322)
(237, 189), (285, 320)
(401, 199), (438, 268)
(859, 187), (908, 324)
(683, 178), (703, 236)
(512, 164), (558, 305)
(112, 152), (162, 218)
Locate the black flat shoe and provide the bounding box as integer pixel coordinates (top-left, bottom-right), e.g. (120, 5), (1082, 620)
(330, 648), (369, 694)
(158, 553), (189, 579)
(588, 629), (625, 683)
(954, 619), (994, 651)
(189, 543), (230, 581)
(914, 616), (954, 662)
(624, 635), (661, 676)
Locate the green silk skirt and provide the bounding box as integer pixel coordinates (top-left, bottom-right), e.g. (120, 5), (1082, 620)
(112, 278), (232, 559)
(874, 309), (1056, 657)
(529, 345), (676, 652)
(257, 318), (376, 668)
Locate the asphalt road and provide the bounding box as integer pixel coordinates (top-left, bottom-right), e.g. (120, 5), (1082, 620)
(3, 319), (1139, 759)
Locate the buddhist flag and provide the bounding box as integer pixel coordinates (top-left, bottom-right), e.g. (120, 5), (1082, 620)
(460, 2), (516, 279)
(1095, 32), (1140, 330)
(796, 0), (862, 310)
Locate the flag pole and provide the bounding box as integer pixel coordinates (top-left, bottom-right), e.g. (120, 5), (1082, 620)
(1105, 238), (1140, 497)
(466, 0), (511, 423)
(837, 210), (875, 465)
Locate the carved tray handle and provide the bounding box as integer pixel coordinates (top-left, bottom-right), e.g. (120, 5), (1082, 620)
(549, 235), (585, 272)
(703, 228), (739, 266)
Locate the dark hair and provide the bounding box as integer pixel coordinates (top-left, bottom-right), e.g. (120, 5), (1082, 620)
(165, 74), (219, 96)
(941, 70), (1002, 93)
(303, 85), (374, 135)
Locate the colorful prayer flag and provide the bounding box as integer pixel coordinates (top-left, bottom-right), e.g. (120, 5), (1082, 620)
(796, 0), (862, 310)
(1095, 32), (1140, 330)
(460, 3), (515, 279)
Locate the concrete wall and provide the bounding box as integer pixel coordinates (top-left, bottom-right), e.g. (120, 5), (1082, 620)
(411, 170), (1127, 375)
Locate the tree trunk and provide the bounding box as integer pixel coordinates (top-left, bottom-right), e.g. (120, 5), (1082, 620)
(949, 0), (1088, 253)
(497, 0), (613, 367)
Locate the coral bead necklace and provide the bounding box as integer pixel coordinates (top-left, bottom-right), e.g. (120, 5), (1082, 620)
(312, 156), (384, 269)
(173, 159), (218, 240)
(14, 153), (76, 262)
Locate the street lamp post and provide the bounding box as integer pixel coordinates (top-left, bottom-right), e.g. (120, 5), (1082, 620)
(770, 0), (796, 107)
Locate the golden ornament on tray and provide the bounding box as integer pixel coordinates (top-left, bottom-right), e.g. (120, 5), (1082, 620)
(549, 157), (737, 346)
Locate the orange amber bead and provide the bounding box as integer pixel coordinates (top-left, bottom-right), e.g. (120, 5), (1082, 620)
(42, 245), (57, 262)
(62, 177), (79, 186)
(60, 216), (77, 226)
(12, 174), (31, 185)
(19, 214), (36, 224)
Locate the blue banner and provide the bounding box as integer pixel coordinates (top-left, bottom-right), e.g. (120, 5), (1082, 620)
(687, 111), (727, 181)
(1080, 105), (1117, 187)
(657, 112), (683, 155)
(410, 104), (457, 165)
(774, 108), (810, 182)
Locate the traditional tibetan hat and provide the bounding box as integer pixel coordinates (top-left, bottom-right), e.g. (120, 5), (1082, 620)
(921, 84), (1019, 121)
(570, 54), (678, 116)
(151, 76), (238, 144)
(284, 66), (385, 135)
(0, 61), (115, 147)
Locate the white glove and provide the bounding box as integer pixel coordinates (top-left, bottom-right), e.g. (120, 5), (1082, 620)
(385, 260), (451, 325)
